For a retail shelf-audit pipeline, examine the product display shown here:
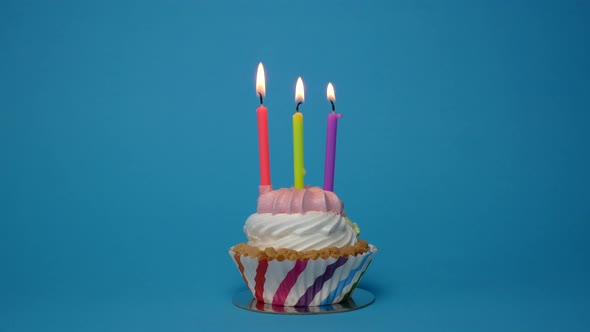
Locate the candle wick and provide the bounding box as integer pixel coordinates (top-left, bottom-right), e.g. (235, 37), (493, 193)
(296, 101), (302, 112)
(330, 100), (335, 112)
(259, 92), (264, 105)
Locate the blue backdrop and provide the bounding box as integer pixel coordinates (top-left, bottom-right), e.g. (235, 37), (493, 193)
(1, 0), (589, 331)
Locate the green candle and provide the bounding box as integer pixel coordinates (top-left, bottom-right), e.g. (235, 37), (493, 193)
(293, 77), (305, 189)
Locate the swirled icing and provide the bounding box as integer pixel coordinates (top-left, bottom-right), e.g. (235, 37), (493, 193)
(244, 187), (358, 251)
(244, 211), (357, 251)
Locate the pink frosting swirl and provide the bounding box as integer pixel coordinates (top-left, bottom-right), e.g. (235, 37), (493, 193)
(257, 186), (344, 215)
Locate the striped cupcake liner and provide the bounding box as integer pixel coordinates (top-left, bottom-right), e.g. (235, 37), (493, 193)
(229, 244), (377, 307)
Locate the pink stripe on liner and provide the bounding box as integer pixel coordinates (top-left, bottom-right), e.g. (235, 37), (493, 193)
(254, 260), (269, 301)
(271, 259), (308, 305)
(295, 256), (348, 307)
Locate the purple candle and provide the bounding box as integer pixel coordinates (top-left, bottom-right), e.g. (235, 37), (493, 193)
(323, 83), (342, 192)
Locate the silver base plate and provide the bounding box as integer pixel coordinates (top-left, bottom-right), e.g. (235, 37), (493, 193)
(232, 288), (375, 315)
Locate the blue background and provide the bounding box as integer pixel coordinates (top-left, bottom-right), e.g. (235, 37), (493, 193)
(1, 0), (589, 331)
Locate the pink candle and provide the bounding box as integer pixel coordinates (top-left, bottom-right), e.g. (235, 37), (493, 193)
(257, 104), (270, 185)
(256, 63), (271, 187)
(323, 83), (342, 192)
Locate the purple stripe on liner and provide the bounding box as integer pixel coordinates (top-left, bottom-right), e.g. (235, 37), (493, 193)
(272, 259), (308, 305)
(295, 256), (348, 307)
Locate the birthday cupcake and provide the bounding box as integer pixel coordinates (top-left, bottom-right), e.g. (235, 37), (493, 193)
(229, 186), (377, 306)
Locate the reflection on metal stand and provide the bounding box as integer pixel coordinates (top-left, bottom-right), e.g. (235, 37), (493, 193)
(232, 288), (375, 315)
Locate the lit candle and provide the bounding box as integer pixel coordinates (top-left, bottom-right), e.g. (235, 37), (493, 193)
(323, 83), (342, 192)
(256, 63), (271, 190)
(293, 77), (305, 189)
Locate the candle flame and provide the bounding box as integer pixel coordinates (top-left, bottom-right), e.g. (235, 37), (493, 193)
(295, 77), (305, 103)
(327, 82), (335, 102)
(256, 62), (266, 97)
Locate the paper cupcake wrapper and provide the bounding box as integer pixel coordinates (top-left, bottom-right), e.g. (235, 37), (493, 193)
(229, 244), (377, 307)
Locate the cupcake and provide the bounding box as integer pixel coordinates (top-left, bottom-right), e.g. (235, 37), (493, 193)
(229, 186), (377, 307)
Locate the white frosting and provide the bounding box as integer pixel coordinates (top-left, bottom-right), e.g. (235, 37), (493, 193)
(244, 211), (358, 251)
